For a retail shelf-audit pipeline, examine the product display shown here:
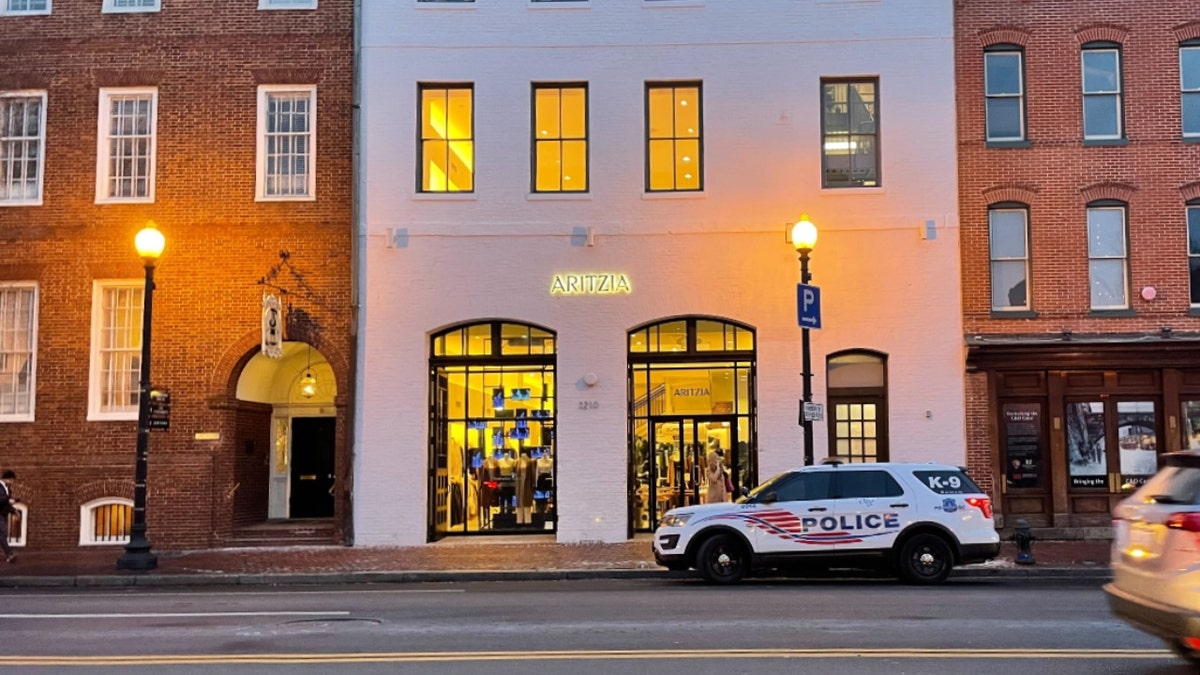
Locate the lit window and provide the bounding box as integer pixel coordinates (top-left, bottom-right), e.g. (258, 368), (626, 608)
(257, 85), (316, 200)
(827, 351), (888, 463)
(419, 84), (474, 193)
(984, 48), (1024, 141)
(821, 78), (879, 188)
(1, 0), (50, 16)
(88, 281), (143, 420)
(1182, 45), (1200, 138)
(0, 282), (37, 422)
(79, 498), (132, 545)
(0, 91), (46, 205)
(7, 503), (27, 548)
(1082, 46), (1123, 140)
(95, 87), (157, 203)
(989, 208), (1030, 311)
(532, 84), (587, 193)
(1087, 205), (1128, 309)
(102, 0), (159, 12)
(645, 82), (701, 192)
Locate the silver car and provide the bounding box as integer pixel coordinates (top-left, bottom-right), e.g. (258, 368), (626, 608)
(1105, 452), (1200, 665)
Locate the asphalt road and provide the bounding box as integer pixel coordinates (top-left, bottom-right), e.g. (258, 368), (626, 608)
(0, 577), (1187, 674)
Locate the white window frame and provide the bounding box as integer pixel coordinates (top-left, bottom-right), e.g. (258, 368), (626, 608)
(0, 281), (37, 423)
(101, 0), (159, 13)
(88, 280), (143, 421)
(95, 87), (158, 204)
(988, 208), (1030, 311)
(256, 85), (317, 201)
(1182, 46), (1200, 139)
(79, 498), (132, 546)
(1082, 47), (1123, 141)
(1087, 206), (1129, 310)
(7, 503), (27, 548)
(259, 0), (316, 9)
(1188, 205), (1200, 307)
(984, 50), (1025, 142)
(0, 91), (47, 206)
(1, 0), (51, 17)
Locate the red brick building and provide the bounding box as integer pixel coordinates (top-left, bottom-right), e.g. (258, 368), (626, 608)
(957, 1), (1200, 532)
(0, 0), (353, 552)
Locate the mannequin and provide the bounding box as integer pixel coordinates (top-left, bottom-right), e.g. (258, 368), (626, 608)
(704, 450), (729, 504)
(515, 451), (537, 525)
(477, 453), (501, 528)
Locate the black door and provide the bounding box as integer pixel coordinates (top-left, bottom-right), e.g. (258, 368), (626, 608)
(290, 417), (336, 518)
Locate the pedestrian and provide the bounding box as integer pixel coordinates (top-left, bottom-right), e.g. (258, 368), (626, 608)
(1, 470), (18, 563)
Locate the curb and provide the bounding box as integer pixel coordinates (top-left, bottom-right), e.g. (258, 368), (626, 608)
(0, 566), (1111, 588)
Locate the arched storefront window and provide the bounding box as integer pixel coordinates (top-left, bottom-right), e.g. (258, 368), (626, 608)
(429, 320), (556, 539)
(628, 317), (756, 533)
(826, 350), (889, 462)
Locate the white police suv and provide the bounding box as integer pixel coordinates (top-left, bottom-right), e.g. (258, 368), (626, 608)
(653, 459), (1001, 584)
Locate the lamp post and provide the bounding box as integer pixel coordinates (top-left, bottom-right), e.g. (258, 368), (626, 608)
(117, 222), (164, 571)
(791, 215), (818, 466)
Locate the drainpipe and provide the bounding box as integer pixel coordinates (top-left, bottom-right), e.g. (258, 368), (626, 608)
(346, 0), (364, 547)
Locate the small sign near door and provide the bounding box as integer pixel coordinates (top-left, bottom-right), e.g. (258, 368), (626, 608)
(802, 402), (824, 423)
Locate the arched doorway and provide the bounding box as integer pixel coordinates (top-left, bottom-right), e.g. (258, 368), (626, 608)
(627, 317), (757, 533)
(235, 340), (337, 522)
(826, 349), (889, 462)
(428, 320), (557, 539)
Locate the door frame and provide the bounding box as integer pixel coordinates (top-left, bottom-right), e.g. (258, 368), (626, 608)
(641, 414), (741, 530)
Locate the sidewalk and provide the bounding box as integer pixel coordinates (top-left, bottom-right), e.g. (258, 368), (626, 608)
(0, 537), (1112, 588)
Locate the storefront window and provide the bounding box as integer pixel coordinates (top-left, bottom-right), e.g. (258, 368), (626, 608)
(1183, 401), (1200, 450)
(1003, 402), (1043, 489)
(1117, 401), (1157, 488)
(1066, 401), (1106, 488)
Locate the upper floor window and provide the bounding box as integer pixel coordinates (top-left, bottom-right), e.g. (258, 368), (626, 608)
(821, 78), (879, 188)
(88, 280), (142, 421)
(257, 85), (316, 200)
(95, 87), (157, 203)
(645, 82), (702, 192)
(1082, 45), (1123, 140)
(102, 0), (158, 12)
(0, 91), (46, 205)
(989, 207), (1030, 311)
(1087, 204), (1128, 309)
(1182, 45), (1200, 138)
(259, 0), (316, 8)
(1, 0), (50, 16)
(1188, 204), (1200, 305)
(419, 84), (473, 193)
(0, 282), (37, 422)
(984, 47), (1024, 141)
(532, 83), (587, 193)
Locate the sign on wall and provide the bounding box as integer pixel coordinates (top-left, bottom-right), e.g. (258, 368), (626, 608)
(262, 294), (283, 358)
(550, 273), (632, 296)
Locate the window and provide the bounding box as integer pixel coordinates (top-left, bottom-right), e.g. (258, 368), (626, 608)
(826, 350), (888, 462)
(102, 0), (158, 12)
(95, 87), (157, 203)
(1182, 45), (1200, 138)
(259, 0), (315, 8)
(7, 503), (26, 548)
(645, 82), (701, 192)
(1188, 204), (1200, 305)
(89, 281), (143, 420)
(821, 78), (879, 188)
(257, 85), (316, 200)
(989, 207), (1030, 310)
(79, 498), (132, 545)
(1, 0), (50, 16)
(773, 472), (833, 502)
(0, 282), (36, 422)
(1087, 205), (1128, 309)
(0, 92), (45, 205)
(419, 84), (473, 193)
(836, 470), (903, 499)
(532, 84), (587, 193)
(984, 48), (1024, 141)
(1082, 46), (1123, 140)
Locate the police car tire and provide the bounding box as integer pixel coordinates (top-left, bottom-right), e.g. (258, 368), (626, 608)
(696, 533), (748, 585)
(897, 533), (953, 585)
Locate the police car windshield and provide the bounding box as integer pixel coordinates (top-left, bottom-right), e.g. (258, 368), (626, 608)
(739, 472), (791, 503)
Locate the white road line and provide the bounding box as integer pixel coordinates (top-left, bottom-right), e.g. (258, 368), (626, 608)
(0, 588), (465, 599)
(0, 611), (352, 619)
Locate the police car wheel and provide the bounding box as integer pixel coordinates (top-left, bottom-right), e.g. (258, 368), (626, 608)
(897, 534), (952, 584)
(696, 534), (747, 585)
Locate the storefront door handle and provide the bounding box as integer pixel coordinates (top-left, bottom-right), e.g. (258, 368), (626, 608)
(807, 507), (827, 512)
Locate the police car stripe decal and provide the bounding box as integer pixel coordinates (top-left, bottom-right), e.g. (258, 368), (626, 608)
(697, 509), (899, 546)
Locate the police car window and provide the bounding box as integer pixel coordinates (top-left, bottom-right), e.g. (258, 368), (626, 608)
(836, 470), (903, 499)
(773, 472), (833, 502)
(913, 470), (982, 495)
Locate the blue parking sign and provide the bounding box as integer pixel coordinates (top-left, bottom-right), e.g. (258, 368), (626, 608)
(797, 284), (821, 329)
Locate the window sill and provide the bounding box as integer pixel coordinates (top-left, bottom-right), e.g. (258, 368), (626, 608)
(1088, 309), (1135, 317)
(528, 192), (593, 201)
(0, 10), (51, 16)
(529, 0), (590, 9)
(820, 186), (885, 196)
(990, 310), (1038, 319)
(414, 1), (478, 9)
(256, 195), (317, 203)
(0, 414), (35, 423)
(95, 196), (155, 205)
(87, 412), (138, 422)
(1188, 307), (1200, 317)
(642, 190), (705, 200)
(986, 140), (1031, 149)
(0, 199), (43, 207)
(1083, 138), (1128, 147)
(1184, 136), (1200, 144)
(643, 0), (705, 7)
(101, 6), (161, 13)
(413, 192), (478, 201)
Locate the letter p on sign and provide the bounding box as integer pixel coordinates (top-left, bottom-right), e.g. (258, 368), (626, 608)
(797, 283), (822, 329)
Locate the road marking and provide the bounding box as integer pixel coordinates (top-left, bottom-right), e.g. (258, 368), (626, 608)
(0, 588), (465, 599)
(0, 611), (351, 619)
(0, 648), (1173, 666)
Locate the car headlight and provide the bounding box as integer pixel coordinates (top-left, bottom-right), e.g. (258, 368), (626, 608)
(660, 512), (692, 528)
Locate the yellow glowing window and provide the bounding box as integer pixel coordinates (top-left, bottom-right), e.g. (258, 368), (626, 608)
(646, 83), (701, 192)
(533, 84), (587, 192)
(420, 85), (474, 193)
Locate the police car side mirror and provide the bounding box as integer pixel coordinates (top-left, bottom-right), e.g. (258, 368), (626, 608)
(738, 486), (750, 498)
(760, 491), (778, 504)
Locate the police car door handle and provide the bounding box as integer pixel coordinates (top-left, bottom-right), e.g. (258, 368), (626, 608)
(890, 503), (909, 508)
(807, 507), (827, 512)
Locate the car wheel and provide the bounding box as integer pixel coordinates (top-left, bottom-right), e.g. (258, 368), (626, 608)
(696, 533), (748, 585)
(897, 533), (953, 585)
(1166, 639), (1200, 665)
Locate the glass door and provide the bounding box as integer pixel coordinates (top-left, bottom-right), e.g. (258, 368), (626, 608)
(634, 416), (740, 530)
(1065, 398), (1161, 496)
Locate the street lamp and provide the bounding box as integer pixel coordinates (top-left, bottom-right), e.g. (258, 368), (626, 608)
(792, 215), (818, 466)
(117, 222), (164, 571)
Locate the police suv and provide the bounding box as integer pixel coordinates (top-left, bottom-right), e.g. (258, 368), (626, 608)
(653, 459), (1001, 584)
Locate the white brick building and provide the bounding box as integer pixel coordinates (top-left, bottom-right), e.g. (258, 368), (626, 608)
(354, 0), (963, 545)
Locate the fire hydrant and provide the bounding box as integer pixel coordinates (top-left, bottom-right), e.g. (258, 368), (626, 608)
(1011, 519), (1036, 565)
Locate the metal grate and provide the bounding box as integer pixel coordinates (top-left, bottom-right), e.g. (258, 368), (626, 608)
(91, 502), (132, 543)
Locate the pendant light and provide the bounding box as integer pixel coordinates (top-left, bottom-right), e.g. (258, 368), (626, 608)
(300, 344), (317, 399)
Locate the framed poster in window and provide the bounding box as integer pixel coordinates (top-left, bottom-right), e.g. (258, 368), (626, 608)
(1003, 402), (1043, 489)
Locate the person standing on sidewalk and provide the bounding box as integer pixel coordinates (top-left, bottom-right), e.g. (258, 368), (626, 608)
(0, 470), (18, 563)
